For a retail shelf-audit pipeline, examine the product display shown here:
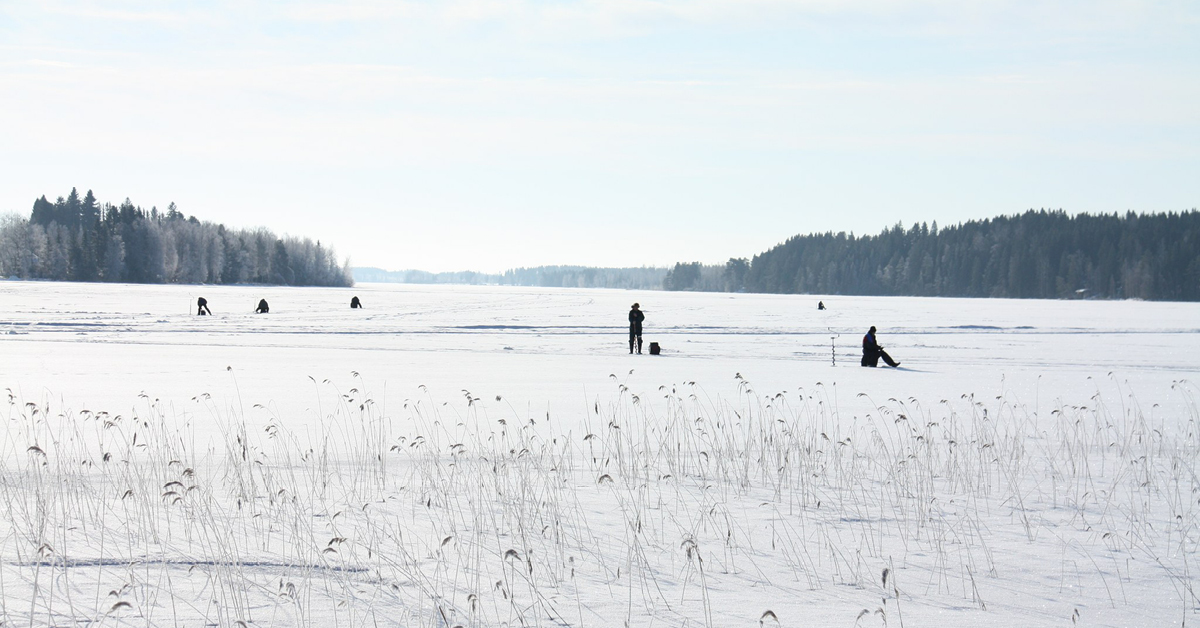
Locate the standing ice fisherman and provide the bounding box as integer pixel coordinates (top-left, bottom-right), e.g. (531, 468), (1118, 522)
(196, 297), (212, 316)
(861, 326), (900, 367)
(628, 303), (645, 354)
(255, 299), (270, 314)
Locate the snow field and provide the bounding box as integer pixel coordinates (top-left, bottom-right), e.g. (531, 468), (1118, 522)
(1, 281), (1199, 626)
(3, 374), (1199, 626)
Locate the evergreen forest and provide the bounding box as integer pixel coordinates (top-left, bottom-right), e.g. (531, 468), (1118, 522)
(664, 210), (1200, 301)
(0, 188), (352, 287)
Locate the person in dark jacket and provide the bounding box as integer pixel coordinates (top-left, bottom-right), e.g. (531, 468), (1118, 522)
(197, 297), (212, 316)
(350, 296), (362, 309)
(628, 303), (645, 354)
(255, 299), (270, 314)
(862, 326), (900, 367)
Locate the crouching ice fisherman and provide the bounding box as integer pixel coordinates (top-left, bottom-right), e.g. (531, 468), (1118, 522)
(861, 325), (900, 368)
(255, 299), (270, 314)
(628, 303), (645, 354)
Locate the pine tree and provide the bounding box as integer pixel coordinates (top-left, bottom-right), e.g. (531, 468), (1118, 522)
(81, 190), (99, 225)
(65, 188), (82, 228)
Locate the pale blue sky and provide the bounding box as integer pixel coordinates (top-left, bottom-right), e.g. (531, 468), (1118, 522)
(2, 0), (1197, 272)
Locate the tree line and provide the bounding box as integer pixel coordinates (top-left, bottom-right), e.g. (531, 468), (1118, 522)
(664, 209), (1200, 301)
(0, 188), (353, 287)
(354, 265), (667, 289)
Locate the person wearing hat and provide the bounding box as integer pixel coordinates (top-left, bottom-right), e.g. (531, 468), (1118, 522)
(628, 303), (645, 354)
(861, 325), (900, 367)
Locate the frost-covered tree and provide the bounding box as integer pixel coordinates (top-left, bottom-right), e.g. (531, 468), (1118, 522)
(0, 214), (36, 277)
(46, 222), (72, 279)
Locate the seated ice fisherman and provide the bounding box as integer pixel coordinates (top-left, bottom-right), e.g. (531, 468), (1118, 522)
(255, 299), (270, 314)
(861, 326), (900, 368)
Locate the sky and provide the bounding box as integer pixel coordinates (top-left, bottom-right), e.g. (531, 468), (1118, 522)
(1, 1), (1197, 273)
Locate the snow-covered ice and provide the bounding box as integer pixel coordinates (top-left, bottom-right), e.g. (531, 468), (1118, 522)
(1, 280), (1198, 627)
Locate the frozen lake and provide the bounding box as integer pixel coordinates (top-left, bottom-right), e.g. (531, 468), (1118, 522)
(1, 280), (1198, 627)
(2, 281), (1197, 430)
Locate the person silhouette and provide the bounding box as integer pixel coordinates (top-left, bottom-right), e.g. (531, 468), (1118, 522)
(628, 303), (645, 354)
(350, 296), (362, 309)
(861, 326), (900, 367)
(197, 297), (212, 316)
(818, 301), (825, 310)
(255, 299), (270, 314)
